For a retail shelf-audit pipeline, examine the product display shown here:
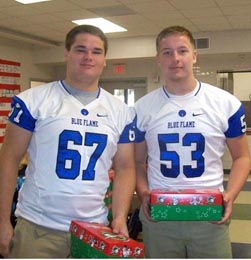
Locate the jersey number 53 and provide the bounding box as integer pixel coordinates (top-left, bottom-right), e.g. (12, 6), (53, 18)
(158, 133), (205, 178)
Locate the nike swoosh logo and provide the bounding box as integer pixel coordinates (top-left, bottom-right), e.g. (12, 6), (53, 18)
(192, 113), (203, 116)
(97, 113), (108, 117)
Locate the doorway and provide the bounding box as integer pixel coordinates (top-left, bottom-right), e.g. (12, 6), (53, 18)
(99, 78), (147, 106)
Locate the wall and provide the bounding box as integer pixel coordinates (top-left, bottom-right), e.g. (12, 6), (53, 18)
(233, 72), (251, 101)
(0, 38), (56, 91)
(32, 29), (251, 63)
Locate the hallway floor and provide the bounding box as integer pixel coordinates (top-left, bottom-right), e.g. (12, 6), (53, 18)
(226, 175), (251, 258)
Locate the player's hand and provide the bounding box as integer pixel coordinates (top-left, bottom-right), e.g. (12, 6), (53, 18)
(141, 191), (151, 221)
(0, 220), (13, 258)
(214, 191), (234, 224)
(111, 217), (129, 238)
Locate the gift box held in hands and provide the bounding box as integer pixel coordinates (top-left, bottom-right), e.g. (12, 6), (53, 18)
(150, 189), (223, 221)
(70, 221), (144, 258)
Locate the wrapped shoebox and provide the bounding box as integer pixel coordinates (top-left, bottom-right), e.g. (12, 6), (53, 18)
(70, 221), (144, 258)
(150, 189), (223, 221)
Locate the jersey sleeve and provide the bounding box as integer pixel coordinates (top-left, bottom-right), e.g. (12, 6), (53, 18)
(8, 95), (36, 132)
(135, 115), (146, 143)
(118, 107), (136, 143)
(118, 115), (136, 143)
(224, 103), (247, 138)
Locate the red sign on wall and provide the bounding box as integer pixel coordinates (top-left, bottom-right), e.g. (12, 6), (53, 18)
(113, 64), (125, 74)
(0, 59), (21, 143)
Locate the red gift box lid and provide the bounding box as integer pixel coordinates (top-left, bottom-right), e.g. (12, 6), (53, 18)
(151, 189), (223, 205)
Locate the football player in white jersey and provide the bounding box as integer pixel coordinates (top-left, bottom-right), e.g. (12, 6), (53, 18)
(0, 25), (136, 258)
(135, 26), (250, 258)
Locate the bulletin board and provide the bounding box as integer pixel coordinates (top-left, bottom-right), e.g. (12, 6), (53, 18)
(0, 59), (21, 143)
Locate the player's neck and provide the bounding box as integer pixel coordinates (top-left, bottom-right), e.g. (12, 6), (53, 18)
(64, 77), (99, 92)
(164, 77), (197, 96)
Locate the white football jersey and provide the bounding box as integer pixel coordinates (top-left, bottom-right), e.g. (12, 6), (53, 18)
(135, 81), (246, 191)
(9, 80), (135, 231)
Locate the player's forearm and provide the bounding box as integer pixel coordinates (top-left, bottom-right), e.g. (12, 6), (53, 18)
(0, 169), (17, 224)
(0, 147), (20, 224)
(112, 166), (136, 221)
(135, 162), (149, 202)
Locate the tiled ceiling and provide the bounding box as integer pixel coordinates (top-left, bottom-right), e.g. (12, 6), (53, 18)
(1, 0), (251, 46)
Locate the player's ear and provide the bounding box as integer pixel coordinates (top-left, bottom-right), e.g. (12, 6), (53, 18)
(64, 49), (69, 61)
(192, 49), (197, 64)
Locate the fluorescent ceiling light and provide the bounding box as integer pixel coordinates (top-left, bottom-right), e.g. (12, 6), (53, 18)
(15, 0), (51, 4)
(72, 18), (127, 33)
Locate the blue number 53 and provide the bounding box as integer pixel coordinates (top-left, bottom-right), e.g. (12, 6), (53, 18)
(158, 133), (205, 178)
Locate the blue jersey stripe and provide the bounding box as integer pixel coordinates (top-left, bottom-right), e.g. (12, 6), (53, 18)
(9, 96), (36, 132)
(225, 104), (246, 138)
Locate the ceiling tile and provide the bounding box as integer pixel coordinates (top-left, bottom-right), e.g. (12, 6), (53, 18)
(168, 0), (217, 9)
(180, 7), (223, 18)
(0, 0), (251, 46)
(68, 0), (120, 9)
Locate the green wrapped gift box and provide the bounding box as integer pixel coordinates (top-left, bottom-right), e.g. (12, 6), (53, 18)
(150, 189), (223, 221)
(70, 221), (144, 258)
